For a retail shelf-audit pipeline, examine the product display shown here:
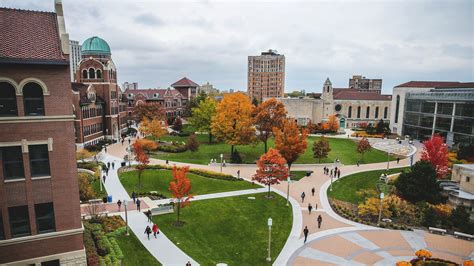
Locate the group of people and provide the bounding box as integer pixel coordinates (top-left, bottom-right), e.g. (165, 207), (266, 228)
(116, 196), (141, 212)
(323, 166), (341, 179)
(300, 187), (324, 243)
(303, 215), (323, 243)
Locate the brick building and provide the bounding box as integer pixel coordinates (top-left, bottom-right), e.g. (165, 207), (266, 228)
(171, 77), (199, 100)
(73, 36), (128, 147)
(0, 2), (86, 265)
(248, 49), (285, 102)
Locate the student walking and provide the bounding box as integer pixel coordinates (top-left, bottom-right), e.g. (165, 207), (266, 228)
(136, 198), (141, 212)
(186, 262), (192, 266)
(330, 169), (333, 178)
(146, 210), (152, 223)
(132, 191), (137, 203)
(311, 187), (315, 196)
(121, 139), (124, 145)
(144, 225), (152, 240)
(337, 169), (341, 179)
(357, 160), (360, 167)
(308, 203), (313, 215)
(107, 162), (111, 169)
(317, 215), (323, 228)
(103, 175), (106, 183)
(128, 138), (131, 145)
(104, 146), (107, 153)
(112, 162), (115, 169)
(106, 168), (109, 176)
(303, 226), (309, 243)
(301, 192), (306, 203)
(397, 157), (400, 164)
(315, 203), (318, 210)
(166, 160), (169, 165)
(152, 223), (159, 238)
(117, 200), (122, 211)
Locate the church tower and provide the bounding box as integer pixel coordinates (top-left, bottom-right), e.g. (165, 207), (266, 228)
(321, 78), (334, 118)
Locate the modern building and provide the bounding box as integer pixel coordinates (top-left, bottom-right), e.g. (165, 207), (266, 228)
(69, 40), (81, 82)
(73, 36), (128, 147)
(199, 82), (219, 95)
(123, 82), (138, 90)
(171, 77), (199, 100)
(0, 2), (86, 265)
(390, 81), (474, 147)
(349, 75), (382, 93)
(278, 78), (391, 128)
(248, 49), (285, 102)
(445, 164), (474, 221)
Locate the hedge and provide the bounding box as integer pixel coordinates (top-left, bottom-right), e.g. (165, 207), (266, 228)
(145, 165), (240, 181)
(157, 144), (188, 153)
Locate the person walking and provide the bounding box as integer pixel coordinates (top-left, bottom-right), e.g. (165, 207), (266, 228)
(136, 198), (141, 212)
(166, 159), (169, 165)
(397, 157), (400, 164)
(334, 166), (338, 173)
(104, 146), (107, 153)
(128, 138), (131, 145)
(237, 170), (240, 178)
(121, 139), (124, 145)
(357, 160), (360, 167)
(186, 262), (192, 266)
(152, 223), (159, 238)
(330, 169), (333, 178)
(308, 203), (313, 215)
(117, 200), (122, 211)
(317, 215), (323, 228)
(107, 162), (111, 169)
(132, 191), (137, 203)
(311, 187), (315, 196)
(144, 225), (152, 240)
(301, 192), (306, 203)
(112, 161), (115, 169)
(106, 168), (109, 176)
(103, 175), (106, 183)
(146, 209), (152, 223)
(337, 169), (341, 179)
(303, 226), (309, 243)
(315, 203), (318, 210)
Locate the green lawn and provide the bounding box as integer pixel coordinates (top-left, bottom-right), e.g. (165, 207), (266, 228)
(91, 178), (107, 199)
(115, 230), (161, 266)
(119, 169), (259, 197)
(152, 192), (292, 265)
(151, 134), (395, 165)
(327, 167), (410, 204)
(290, 171), (310, 181)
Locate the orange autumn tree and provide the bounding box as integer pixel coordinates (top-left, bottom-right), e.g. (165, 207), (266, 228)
(273, 118), (308, 171)
(139, 118), (167, 140)
(133, 102), (165, 122)
(132, 141), (150, 189)
(421, 134), (449, 179)
(357, 137), (372, 162)
(253, 98), (287, 153)
(211, 92), (255, 155)
(169, 166), (193, 225)
(134, 139), (158, 154)
(252, 148), (289, 198)
(327, 114), (339, 132)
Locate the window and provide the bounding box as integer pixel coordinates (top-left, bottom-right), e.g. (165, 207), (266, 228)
(35, 202), (55, 233)
(0, 82), (18, 116)
(384, 106), (388, 119)
(348, 106), (352, 118)
(467, 176), (470, 182)
(1, 146), (24, 180)
(366, 106), (370, 118)
(335, 104), (342, 112)
(0, 212), (4, 240)
(357, 106), (361, 118)
(89, 68), (96, 79)
(23, 83), (45, 116)
(395, 95), (400, 123)
(41, 260), (60, 266)
(9, 205), (30, 237)
(375, 107), (379, 118)
(29, 145), (50, 177)
(96, 69), (102, 79)
(82, 69), (88, 79)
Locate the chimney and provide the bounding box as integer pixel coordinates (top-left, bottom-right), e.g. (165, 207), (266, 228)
(55, 0), (70, 55)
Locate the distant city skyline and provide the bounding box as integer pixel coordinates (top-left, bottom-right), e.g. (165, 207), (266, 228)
(2, 0), (472, 94)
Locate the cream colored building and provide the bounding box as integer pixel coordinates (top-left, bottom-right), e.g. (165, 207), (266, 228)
(448, 164), (474, 220)
(277, 78), (392, 128)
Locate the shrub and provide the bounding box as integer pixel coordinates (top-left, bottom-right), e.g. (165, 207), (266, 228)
(157, 144), (188, 153)
(101, 216), (126, 233)
(78, 172), (96, 201)
(172, 117), (183, 132)
(186, 134), (199, 152)
(84, 228), (99, 266)
(109, 237), (124, 260)
(457, 144), (474, 162)
(145, 165), (240, 181)
(231, 149), (242, 163)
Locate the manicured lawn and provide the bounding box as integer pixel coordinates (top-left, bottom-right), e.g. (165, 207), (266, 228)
(152, 192), (292, 265)
(119, 169), (259, 197)
(115, 231), (161, 266)
(151, 134), (395, 165)
(327, 167), (410, 204)
(290, 171), (310, 181)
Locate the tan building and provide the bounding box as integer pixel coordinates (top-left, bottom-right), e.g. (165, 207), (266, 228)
(248, 50), (285, 102)
(448, 164), (474, 221)
(349, 75), (382, 93)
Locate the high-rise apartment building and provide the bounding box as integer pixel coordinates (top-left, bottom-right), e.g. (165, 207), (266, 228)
(248, 49), (285, 102)
(0, 1), (86, 264)
(69, 40), (81, 81)
(123, 82), (138, 90)
(349, 75), (382, 93)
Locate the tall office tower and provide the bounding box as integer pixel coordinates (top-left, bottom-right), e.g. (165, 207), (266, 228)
(0, 1), (86, 264)
(248, 49), (285, 102)
(349, 75), (382, 93)
(69, 40), (81, 81)
(123, 82), (138, 90)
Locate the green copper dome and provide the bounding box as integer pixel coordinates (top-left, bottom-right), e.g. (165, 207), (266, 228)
(81, 36), (111, 56)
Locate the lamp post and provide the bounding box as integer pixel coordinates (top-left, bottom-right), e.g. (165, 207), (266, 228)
(286, 175), (291, 207)
(266, 218), (273, 262)
(124, 199), (129, 236)
(220, 153), (223, 173)
(377, 192), (385, 226)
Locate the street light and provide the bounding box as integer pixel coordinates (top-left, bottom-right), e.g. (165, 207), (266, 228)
(124, 199), (129, 236)
(377, 192), (385, 226)
(220, 153), (223, 173)
(266, 218), (273, 262)
(286, 175), (291, 207)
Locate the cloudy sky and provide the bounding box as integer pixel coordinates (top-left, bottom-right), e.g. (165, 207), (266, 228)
(2, 0), (473, 94)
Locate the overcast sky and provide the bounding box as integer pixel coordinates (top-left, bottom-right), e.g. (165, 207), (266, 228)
(2, 0), (473, 94)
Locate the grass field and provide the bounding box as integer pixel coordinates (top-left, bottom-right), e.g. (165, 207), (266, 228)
(327, 167), (410, 204)
(151, 133), (395, 165)
(290, 171), (310, 181)
(152, 192), (292, 265)
(115, 231), (161, 266)
(119, 169), (259, 197)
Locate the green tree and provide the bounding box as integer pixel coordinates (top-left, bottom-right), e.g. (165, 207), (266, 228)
(422, 206), (440, 227)
(183, 91), (208, 117)
(395, 161), (442, 204)
(186, 134), (199, 152)
(450, 206), (472, 233)
(189, 97), (217, 143)
(376, 119), (385, 134)
(312, 136), (331, 163)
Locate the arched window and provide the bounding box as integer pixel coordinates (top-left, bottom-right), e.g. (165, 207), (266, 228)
(395, 95), (400, 123)
(375, 107), (379, 118)
(0, 82), (18, 116)
(96, 69), (102, 79)
(82, 69), (88, 79)
(23, 83), (45, 116)
(89, 68), (96, 79)
(366, 106), (370, 118)
(357, 106), (361, 118)
(348, 106), (352, 118)
(384, 106), (388, 119)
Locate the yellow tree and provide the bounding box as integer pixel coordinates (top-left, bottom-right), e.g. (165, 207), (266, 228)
(211, 92), (255, 154)
(253, 98), (287, 153)
(273, 118), (308, 171)
(135, 139), (158, 154)
(327, 114), (339, 132)
(358, 197), (391, 221)
(140, 118), (167, 140)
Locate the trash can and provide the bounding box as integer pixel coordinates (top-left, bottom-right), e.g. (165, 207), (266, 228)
(121, 162), (126, 167)
(107, 195), (112, 203)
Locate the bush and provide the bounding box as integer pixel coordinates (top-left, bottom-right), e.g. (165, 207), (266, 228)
(157, 143), (188, 153)
(172, 117), (183, 132)
(231, 149), (242, 163)
(101, 216), (126, 233)
(186, 134), (199, 152)
(146, 165), (240, 181)
(457, 144), (474, 162)
(84, 228), (99, 266)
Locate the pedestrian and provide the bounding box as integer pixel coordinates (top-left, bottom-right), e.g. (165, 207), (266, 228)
(186, 262), (192, 266)
(315, 203), (318, 210)
(317, 215), (323, 228)
(301, 192), (306, 203)
(104, 146), (107, 153)
(107, 162), (111, 169)
(330, 169), (333, 178)
(103, 175), (106, 183)
(308, 203), (313, 215)
(323, 167), (326, 175)
(144, 225), (152, 240)
(132, 191), (137, 203)
(335, 166), (338, 172)
(146, 209), (152, 223)
(106, 168), (109, 176)
(112, 162), (115, 169)
(357, 160), (360, 167)
(337, 169), (341, 179)
(136, 198), (141, 212)
(166, 159), (169, 165)
(152, 223), (159, 238)
(237, 170), (240, 178)
(128, 138), (131, 145)
(121, 139), (124, 145)
(311, 187), (315, 196)
(303, 226), (309, 243)
(117, 200), (122, 211)
(397, 157), (400, 164)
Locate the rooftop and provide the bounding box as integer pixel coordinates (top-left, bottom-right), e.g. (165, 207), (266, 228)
(333, 88), (392, 101)
(81, 36), (111, 56)
(171, 77), (199, 88)
(395, 81), (474, 89)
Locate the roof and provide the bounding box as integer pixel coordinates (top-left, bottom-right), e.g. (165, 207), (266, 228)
(81, 36), (111, 56)
(333, 88), (392, 101)
(0, 8), (67, 65)
(72, 82), (105, 105)
(71, 82), (88, 92)
(124, 88), (186, 99)
(171, 77), (199, 88)
(395, 81), (474, 88)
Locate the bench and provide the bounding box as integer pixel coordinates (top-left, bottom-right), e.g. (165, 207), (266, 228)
(88, 199), (103, 204)
(151, 205), (174, 215)
(454, 231), (473, 241)
(428, 227), (447, 235)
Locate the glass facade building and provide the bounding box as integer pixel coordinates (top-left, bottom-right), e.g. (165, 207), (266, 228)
(402, 88), (474, 147)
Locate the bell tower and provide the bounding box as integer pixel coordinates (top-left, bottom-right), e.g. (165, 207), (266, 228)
(321, 78), (334, 118)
